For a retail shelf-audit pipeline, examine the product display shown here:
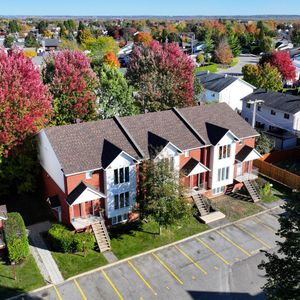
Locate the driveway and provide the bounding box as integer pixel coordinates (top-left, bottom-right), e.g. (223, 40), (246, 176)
(15, 207), (283, 300)
(218, 54), (260, 76)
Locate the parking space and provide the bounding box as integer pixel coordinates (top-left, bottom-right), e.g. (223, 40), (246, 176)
(21, 209), (282, 300)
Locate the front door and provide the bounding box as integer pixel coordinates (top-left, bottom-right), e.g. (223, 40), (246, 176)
(236, 163), (243, 176)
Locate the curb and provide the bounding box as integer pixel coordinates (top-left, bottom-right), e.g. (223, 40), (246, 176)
(7, 204), (283, 299)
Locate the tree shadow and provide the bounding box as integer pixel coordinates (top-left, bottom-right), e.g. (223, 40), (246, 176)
(109, 220), (158, 240)
(187, 290), (266, 300)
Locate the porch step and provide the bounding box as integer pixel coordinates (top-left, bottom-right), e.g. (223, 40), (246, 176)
(200, 211), (226, 224)
(244, 180), (261, 202)
(192, 193), (209, 216)
(92, 221), (111, 253)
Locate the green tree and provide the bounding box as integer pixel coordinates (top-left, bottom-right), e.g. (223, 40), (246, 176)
(228, 34), (242, 57)
(242, 63), (282, 91)
(36, 20), (48, 34)
(204, 32), (215, 54)
(3, 35), (14, 48)
(25, 32), (38, 48)
(255, 133), (274, 154)
(291, 29), (300, 46)
(260, 36), (274, 53)
(8, 20), (20, 33)
(139, 159), (189, 235)
(94, 64), (138, 119)
(85, 36), (119, 61)
(258, 192), (300, 299)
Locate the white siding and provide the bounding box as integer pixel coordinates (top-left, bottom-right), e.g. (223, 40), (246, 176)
(219, 80), (254, 111)
(209, 133), (237, 190)
(155, 143), (180, 172)
(104, 152), (137, 219)
(37, 130), (65, 192)
(241, 102), (300, 136)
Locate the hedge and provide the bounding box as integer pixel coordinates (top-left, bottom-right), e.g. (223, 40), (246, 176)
(5, 212), (30, 263)
(48, 224), (95, 253)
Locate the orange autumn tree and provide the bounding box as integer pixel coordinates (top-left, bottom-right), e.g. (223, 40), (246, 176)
(134, 32), (153, 45)
(103, 52), (120, 68)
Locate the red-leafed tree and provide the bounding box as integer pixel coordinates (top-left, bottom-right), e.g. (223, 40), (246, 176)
(43, 50), (98, 125)
(0, 48), (52, 157)
(259, 51), (296, 81)
(127, 41), (195, 112)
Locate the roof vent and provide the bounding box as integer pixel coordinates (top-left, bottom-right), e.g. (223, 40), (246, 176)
(224, 74), (228, 78)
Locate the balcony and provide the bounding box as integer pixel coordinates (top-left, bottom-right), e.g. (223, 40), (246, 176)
(71, 212), (104, 231)
(185, 183), (208, 197)
(235, 167), (259, 182)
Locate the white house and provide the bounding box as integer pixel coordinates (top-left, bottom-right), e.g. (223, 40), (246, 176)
(196, 71), (256, 112)
(241, 89), (300, 149)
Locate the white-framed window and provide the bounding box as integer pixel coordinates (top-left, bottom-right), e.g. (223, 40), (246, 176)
(184, 150), (190, 157)
(246, 103), (251, 109)
(218, 145), (231, 160)
(112, 213), (129, 225)
(114, 167), (130, 185)
(114, 192), (130, 210)
(217, 167), (229, 182)
(86, 171), (93, 179)
(213, 186), (225, 195)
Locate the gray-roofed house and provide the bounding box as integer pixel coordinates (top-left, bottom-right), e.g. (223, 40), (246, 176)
(38, 103), (261, 234)
(241, 89), (300, 149)
(197, 71), (255, 112)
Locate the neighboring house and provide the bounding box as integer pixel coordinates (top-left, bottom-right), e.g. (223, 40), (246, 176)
(40, 38), (60, 51)
(196, 71), (255, 112)
(0, 205), (8, 251)
(38, 103), (260, 230)
(241, 89), (300, 150)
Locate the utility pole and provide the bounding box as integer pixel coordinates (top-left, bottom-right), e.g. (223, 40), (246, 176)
(247, 99), (264, 128)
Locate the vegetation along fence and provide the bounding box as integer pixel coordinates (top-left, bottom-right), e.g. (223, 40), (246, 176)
(254, 147), (300, 189)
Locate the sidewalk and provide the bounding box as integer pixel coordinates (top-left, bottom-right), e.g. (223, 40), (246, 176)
(28, 221), (64, 285)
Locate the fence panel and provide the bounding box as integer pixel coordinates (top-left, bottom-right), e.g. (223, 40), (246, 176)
(254, 159), (300, 189)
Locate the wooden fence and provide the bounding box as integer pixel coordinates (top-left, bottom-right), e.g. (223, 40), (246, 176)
(254, 150), (300, 189)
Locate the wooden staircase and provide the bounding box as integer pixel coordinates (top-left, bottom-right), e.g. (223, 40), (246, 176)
(192, 193), (209, 216)
(244, 180), (261, 202)
(92, 221), (111, 252)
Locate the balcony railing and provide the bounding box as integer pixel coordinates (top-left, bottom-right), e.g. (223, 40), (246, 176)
(185, 182), (208, 197)
(235, 167), (259, 182)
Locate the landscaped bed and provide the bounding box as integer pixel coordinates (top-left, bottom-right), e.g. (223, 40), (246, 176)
(210, 195), (264, 222)
(52, 250), (107, 279)
(0, 255), (45, 300)
(110, 215), (208, 260)
(274, 158), (300, 176)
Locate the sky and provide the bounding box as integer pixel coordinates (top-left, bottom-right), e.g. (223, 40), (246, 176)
(1, 0), (300, 16)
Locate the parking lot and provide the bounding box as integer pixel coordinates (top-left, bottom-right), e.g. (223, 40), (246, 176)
(18, 207), (284, 300)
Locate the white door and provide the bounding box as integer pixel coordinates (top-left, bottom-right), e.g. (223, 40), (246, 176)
(236, 163), (243, 176)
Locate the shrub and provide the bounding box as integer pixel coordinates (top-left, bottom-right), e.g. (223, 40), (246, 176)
(196, 53), (205, 65)
(48, 224), (95, 253)
(262, 182), (272, 197)
(48, 224), (74, 253)
(74, 232), (95, 252)
(5, 212), (29, 263)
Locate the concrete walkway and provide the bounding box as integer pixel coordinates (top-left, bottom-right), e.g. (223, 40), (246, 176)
(103, 250), (118, 263)
(28, 221), (64, 285)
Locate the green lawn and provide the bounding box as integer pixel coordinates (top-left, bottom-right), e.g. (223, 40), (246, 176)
(196, 63), (218, 73)
(0, 255), (45, 300)
(211, 195), (264, 222)
(257, 176), (292, 203)
(52, 250), (107, 279)
(110, 215), (208, 260)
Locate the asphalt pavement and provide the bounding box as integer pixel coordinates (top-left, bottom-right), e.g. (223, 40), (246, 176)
(15, 206), (284, 300)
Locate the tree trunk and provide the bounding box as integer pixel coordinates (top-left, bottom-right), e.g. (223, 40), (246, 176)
(159, 225), (162, 235)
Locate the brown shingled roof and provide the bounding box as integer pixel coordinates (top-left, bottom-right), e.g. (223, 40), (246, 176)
(42, 103), (258, 175)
